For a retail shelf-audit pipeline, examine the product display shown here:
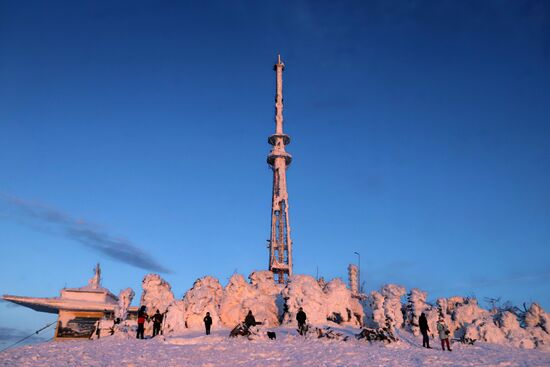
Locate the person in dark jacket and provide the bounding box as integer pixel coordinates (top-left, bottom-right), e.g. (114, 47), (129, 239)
(244, 310), (256, 329)
(296, 307), (307, 335)
(152, 309), (163, 337)
(203, 312), (213, 335)
(136, 305), (148, 339)
(419, 312), (431, 348)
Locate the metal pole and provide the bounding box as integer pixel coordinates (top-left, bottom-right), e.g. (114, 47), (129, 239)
(354, 251), (361, 293)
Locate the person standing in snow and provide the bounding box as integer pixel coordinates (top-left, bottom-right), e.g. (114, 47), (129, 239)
(244, 310), (256, 329)
(436, 318), (452, 351)
(152, 309), (163, 337)
(296, 307), (307, 335)
(203, 312), (213, 335)
(136, 305), (148, 339)
(419, 312), (431, 348)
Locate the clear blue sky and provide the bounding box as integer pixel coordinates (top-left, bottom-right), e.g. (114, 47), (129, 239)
(1, 0), (549, 345)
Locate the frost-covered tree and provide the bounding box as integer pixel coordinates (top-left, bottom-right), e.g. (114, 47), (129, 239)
(525, 303), (549, 333)
(219, 271), (280, 327)
(368, 291), (385, 328)
(164, 300), (185, 334)
(381, 284), (406, 329)
(404, 288), (428, 335)
(282, 275), (326, 325)
(323, 278), (362, 326)
(248, 271), (281, 327)
(140, 274), (175, 314)
(182, 276), (223, 330)
(498, 311), (535, 349)
(140, 274), (175, 335)
(114, 288), (135, 321)
(219, 274), (254, 327)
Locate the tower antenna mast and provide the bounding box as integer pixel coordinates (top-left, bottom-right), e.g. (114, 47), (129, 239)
(267, 54), (293, 284)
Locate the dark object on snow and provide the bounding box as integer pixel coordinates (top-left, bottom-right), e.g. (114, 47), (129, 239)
(229, 322), (258, 339)
(152, 310), (163, 337)
(327, 312), (344, 324)
(244, 310), (257, 328)
(296, 308), (307, 335)
(453, 336), (476, 345)
(309, 326), (349, 341)
(267, 331), (276, 340)
(419, 312), (430, 348)
(204, 312), (213, 335)
(296, 323), (309, 336)
(419, 313), (429, 332)
(136, 306), (148, 339)
(355, 327), (398, 343)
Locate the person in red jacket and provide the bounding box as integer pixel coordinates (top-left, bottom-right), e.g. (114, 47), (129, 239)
(136, 306), (148, 339)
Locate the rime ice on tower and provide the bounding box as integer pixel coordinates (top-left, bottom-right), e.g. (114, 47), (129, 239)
(348, 264), (359, 296)
(267, 54), (293, 284)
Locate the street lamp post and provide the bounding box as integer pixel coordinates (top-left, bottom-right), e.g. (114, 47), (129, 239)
(354, 251), (361, 294)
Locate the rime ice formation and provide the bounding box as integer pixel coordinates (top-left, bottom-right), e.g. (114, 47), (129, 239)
(282, 275), (327, 325)
(140, 274), (175, 314)
(140, 274), (175, 335)
(163, 300), (186, 334)
(368, 291), (386, 328)
(219, 274), (255, 327)
(114, 288), (135, 321)
(525, 303), (550, 332)
(324, 278), (362, 326)
(348, 264), (359, 296)
(248, 271), (281, 327)
(182, 276), (223, 330)
(267, 55), (293, 284)
(86, 271), (550, 351)
(404, 288), (428, 335)
(381, 284), (406, 329)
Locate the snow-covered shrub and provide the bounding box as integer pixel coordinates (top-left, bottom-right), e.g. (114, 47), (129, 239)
(451, 298), (490, 339)
(182, 276), (223, 330)
(282, 275), (326, 325)
(498, 311), (535, 349)
(356, 326), (398, 343)
(114, 288), (135, 321)
(381, 284), (406, 329)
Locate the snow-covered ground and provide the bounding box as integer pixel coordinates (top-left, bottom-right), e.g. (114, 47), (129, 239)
(2, 327), (550, 367)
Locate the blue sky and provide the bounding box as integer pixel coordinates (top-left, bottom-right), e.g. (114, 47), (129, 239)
(1, 0), (549, 346)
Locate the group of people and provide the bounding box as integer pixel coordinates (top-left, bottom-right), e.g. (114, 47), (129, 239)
(419, 312), (452, 351)
(136, 306), (452, 351)
(136, 306), (165, 339)
(202, 308), (308, 336)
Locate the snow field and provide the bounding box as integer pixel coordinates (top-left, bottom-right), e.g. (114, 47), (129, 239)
(2, 326), (550, 367)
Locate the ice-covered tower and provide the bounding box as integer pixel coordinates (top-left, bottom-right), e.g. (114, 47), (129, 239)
(267, 54), (293, 284)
